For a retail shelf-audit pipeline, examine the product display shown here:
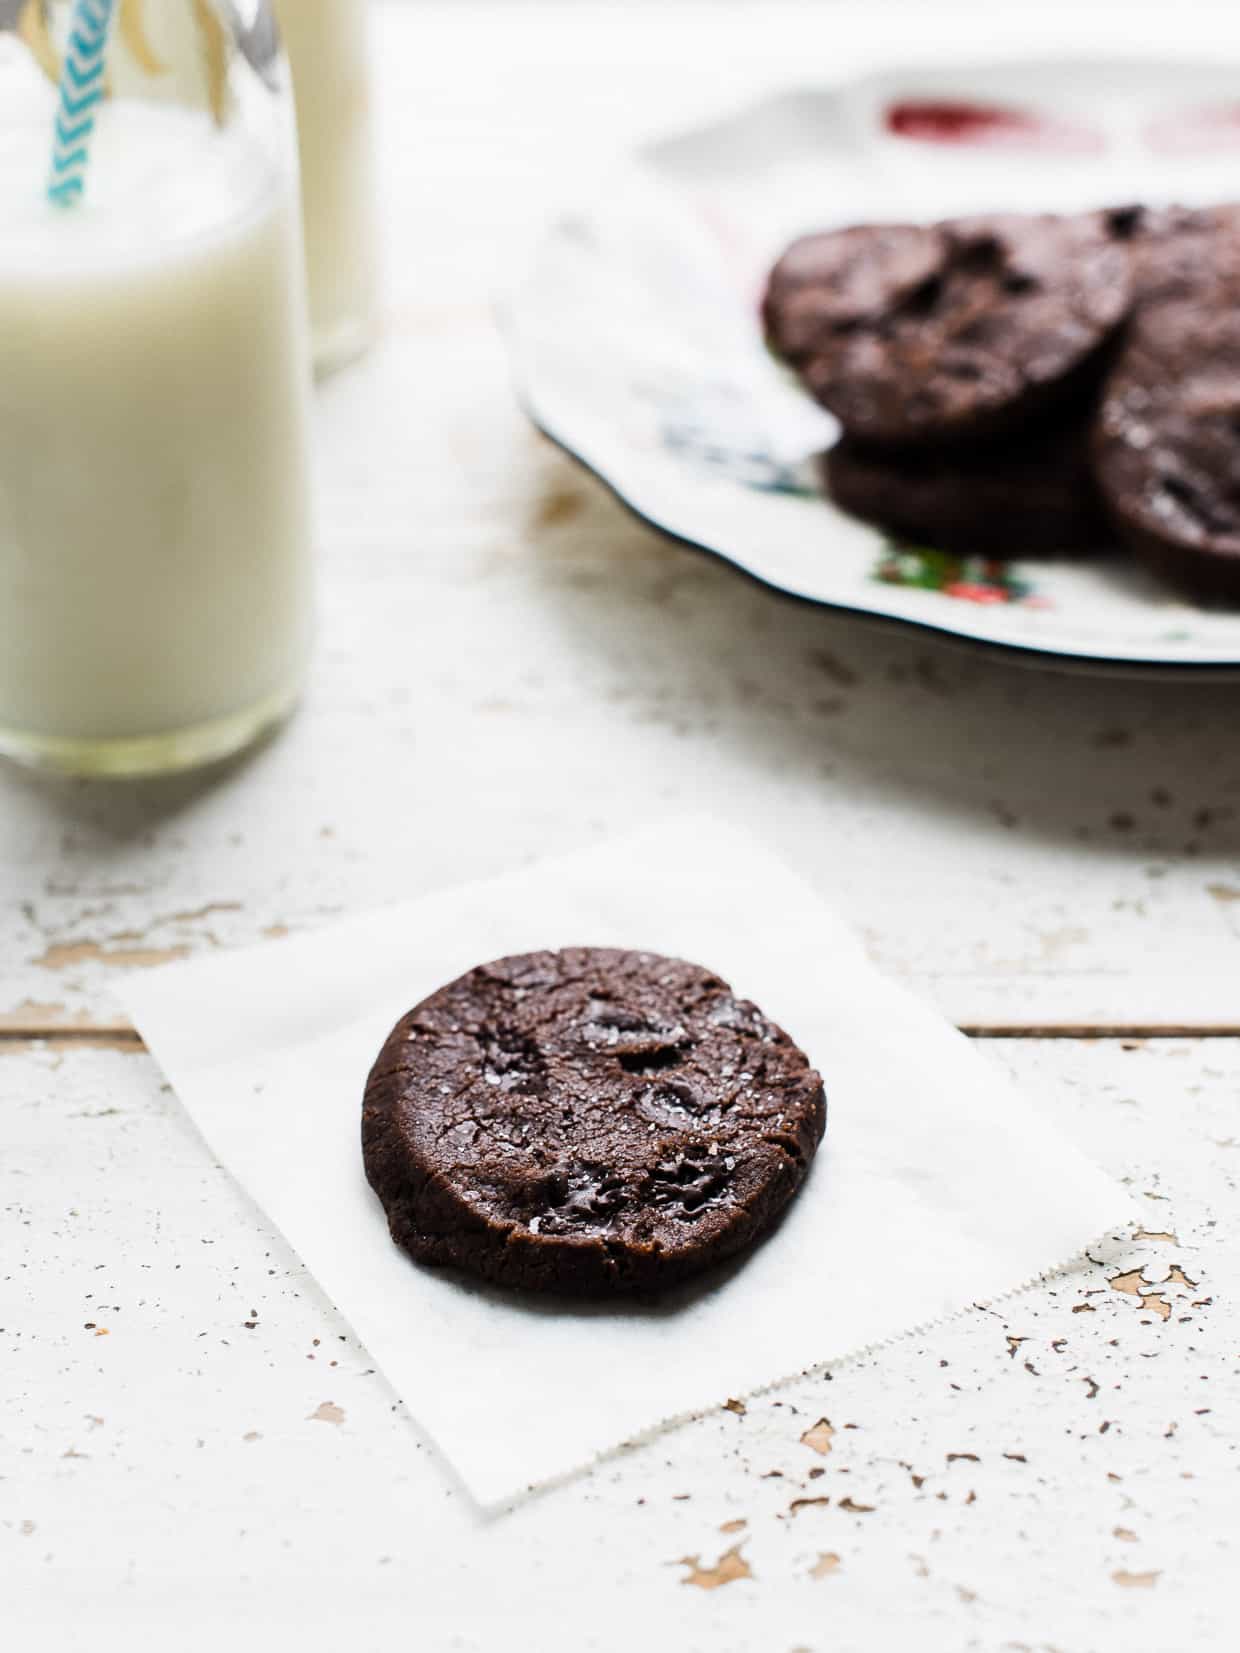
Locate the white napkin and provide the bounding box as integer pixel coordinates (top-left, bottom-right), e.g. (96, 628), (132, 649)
(121, 820), (1137, 1505)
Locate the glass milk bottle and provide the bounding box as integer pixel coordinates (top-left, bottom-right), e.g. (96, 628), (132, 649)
(0, 0), (314, 776)
(276, 0), (379, 372)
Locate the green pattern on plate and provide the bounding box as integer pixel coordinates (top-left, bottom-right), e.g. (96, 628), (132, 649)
(874, 544), (1043, 607)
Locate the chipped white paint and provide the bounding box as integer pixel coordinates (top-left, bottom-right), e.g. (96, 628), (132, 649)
(5, 1037), (1237, 1649)
(5, 5), (1240, 1649)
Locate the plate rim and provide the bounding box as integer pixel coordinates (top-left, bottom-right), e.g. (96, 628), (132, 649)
(505, 54), (1240, 677)
(519, 386), (1240, 680)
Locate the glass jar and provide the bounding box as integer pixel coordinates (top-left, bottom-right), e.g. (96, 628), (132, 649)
(0, 0), (314, 776)
(276, 0), (379, 373)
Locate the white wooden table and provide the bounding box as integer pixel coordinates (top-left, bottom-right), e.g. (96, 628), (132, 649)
(7, 6), (1240, 1648)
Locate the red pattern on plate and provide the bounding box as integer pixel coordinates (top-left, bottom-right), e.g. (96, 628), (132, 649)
(1145, 103), (1240, 154)
(885, 100), (1103, 154)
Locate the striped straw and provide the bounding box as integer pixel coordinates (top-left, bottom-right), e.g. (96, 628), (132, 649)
(47, 0), (116, 207)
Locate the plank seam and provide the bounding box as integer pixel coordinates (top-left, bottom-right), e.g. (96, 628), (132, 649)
(2, 1023), (1239, 1048)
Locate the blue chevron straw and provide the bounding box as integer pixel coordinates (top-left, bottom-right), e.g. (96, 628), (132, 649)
(47, 0), (116, 207)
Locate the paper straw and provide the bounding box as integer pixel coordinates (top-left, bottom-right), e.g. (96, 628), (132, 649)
(47, 0), (116, 207)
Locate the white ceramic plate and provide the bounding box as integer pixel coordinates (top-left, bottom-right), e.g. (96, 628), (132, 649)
(506, 56), (1240, 672)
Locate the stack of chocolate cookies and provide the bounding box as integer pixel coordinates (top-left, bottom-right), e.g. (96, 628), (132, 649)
(763, 202), (1240, 601)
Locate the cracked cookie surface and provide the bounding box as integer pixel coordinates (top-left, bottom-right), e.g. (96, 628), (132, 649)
(763, 211), (1132, 447)
(362, 947), (826, 1296)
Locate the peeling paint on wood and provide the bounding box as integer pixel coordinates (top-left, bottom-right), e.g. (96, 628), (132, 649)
(676, 1545), (751, 1589)
(5, 8), (1240, 1648)
(34, 940), (191, 971)
(799, 1417), (834, 1456)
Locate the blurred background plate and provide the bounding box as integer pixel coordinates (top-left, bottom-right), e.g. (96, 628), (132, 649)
(505, 55), (1240, 672)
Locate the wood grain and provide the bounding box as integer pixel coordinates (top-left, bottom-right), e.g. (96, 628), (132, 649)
(6, 7), (1240, 1645)
(7, 1034), (1235, 1648)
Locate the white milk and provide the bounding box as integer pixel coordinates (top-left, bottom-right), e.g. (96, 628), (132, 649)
(277, 0), (379, 371)
(0, 97), (314, 772)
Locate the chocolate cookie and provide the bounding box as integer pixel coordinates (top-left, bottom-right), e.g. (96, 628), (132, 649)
(764, 211), (1132, 447)
(823, 420), (1111, 557)
(762, 222), (943, 370)
(1093, 295), (1240, 601)
(1125, 201), (1240, 309)
(362, 948), (826, 1297)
